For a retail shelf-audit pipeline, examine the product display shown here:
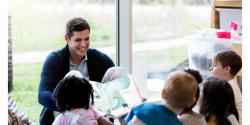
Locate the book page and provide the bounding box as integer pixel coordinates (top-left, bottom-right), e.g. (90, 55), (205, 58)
(90, 75), (143, 117)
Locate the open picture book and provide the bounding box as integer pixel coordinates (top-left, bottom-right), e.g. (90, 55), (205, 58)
(90, 75), (144, 118)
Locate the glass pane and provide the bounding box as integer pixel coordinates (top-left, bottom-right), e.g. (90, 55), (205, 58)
(9, 0), (116, 123)
(132, 0), (211, 98)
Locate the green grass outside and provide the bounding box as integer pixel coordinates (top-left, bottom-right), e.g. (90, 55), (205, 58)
(9, 2), (116, 53)
(10, 63), (43, 123)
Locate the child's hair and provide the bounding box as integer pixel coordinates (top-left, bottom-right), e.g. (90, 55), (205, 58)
(164, 71), (197, 109)
(200, 77), (239, 125)
(184, 68), (203, 84)
(181, 68), (203, 114)
(53, 71), (94, 112)
(214, 50), (242, 76)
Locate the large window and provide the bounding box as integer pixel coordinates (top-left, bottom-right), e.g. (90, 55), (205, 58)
(131, 0), (211, 97)
(9, 0), (211, 123)
(132, 0), (211, 77)
(9, 0), (116, 123)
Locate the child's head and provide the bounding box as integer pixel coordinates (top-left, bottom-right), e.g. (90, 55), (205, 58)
(53, 70), (94, 112)
(184, 68), (203, 84)
(182, 68), (202, 113)
(200, 77), (239, 123)
(212, 50), (242, 80)
(162, 71), (197, 111)
(101, 66), (127, 83)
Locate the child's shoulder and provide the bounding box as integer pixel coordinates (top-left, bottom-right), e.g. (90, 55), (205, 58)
(180, 112), (203, 119)
(179, 113), (207, 125)
(228, 79), (241, 93)
(53, 113), (72, 125)
(191, 111), (204, 118)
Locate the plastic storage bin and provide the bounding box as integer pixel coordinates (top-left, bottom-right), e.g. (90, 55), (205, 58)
(187, 34), (233, 78)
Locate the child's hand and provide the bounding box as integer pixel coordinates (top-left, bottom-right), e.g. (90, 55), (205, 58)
(104, 114), (114, 123)
(97, 116), (114, 125)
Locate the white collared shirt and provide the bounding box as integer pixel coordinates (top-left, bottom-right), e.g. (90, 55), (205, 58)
(228, 78), (242, 125)
(69, 55), (89, 80)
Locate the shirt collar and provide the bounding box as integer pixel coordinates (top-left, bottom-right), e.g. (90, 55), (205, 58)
(70, 55), (88, 65)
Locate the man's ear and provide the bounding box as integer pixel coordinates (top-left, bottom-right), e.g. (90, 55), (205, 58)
(65, 34), (69, 43)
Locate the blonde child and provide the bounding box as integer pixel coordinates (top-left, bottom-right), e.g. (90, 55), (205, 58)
(179, 69), (207, 125)
(125, 71), (197, 125)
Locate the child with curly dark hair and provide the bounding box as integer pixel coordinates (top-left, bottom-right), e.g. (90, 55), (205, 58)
(52, 70), (113, 125)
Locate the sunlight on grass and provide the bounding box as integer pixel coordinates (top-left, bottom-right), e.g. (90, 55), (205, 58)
(10, 63), (43, 123)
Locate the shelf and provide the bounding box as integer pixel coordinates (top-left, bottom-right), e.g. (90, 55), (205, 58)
(214, 0), (242, 8)
(232, 42), (242, 76)
(211, 0), (242, 28)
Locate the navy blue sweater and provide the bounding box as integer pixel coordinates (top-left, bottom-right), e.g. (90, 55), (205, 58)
(38, 45), (114, 125)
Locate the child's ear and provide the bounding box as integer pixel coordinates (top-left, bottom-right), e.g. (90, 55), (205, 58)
(162, 89), (167, 99)
(224, 66), (231, 73)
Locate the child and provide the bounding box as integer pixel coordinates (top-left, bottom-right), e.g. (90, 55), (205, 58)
(179, 69), (207, 125)
(125, 71), (197, 125)
(211, 50), (242, 124)
(200, 77), (239, 125)
(52, 70), (113, 125)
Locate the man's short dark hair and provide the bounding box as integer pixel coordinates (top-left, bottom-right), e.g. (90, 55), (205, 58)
(66, 17), (90, 38)
(214, 50), (242, 76)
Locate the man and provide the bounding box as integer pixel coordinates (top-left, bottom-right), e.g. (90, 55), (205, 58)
(38, 17), (114, 125)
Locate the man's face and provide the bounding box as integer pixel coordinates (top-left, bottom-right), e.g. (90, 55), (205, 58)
(66, 29), (90, 58)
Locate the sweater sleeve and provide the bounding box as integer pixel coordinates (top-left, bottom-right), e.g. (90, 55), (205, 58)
(125, 107), (136, 124)
(38, 52), (65, 111)
(88, 49), (115, 82)
(127, 116), (146, 125)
